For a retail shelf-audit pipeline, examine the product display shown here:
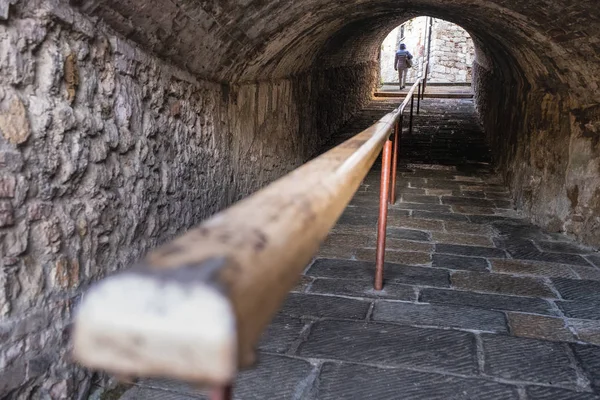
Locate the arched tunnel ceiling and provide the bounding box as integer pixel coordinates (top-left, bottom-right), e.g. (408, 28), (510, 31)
(80, 0), (600, 101)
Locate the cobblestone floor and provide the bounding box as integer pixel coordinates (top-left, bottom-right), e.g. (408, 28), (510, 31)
(120, 99), (600, 399)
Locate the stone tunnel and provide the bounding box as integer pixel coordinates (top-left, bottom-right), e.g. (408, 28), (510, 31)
(1, 0), (599, 398)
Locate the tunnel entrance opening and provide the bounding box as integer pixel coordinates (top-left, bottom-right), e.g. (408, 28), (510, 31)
(379, 17), (475, 86)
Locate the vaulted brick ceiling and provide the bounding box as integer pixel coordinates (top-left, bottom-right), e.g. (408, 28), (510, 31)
(80, 0), (599, 102)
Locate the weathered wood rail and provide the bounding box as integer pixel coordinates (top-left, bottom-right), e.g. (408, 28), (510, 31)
(72, 65), (428, 399)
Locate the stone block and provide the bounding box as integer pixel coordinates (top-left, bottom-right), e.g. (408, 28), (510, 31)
(322, 232), (375, 248)
(492, 221), (548, 240)
(308, 278), (416, 301)
(441, 196), (495, 207)
(426, 188), (453, 196)
(373, 301), (508, 332)
(498, 238), (591, 266)
(0, 96), (31, 145)
(26, 353), (54, 378)
(536, 241), (592, 254)
(317, 362), (520, 400)
(552, 278), (600, 301)
(0, 200), (14, 227)
(485, 191), (511, 200)
(298, 320), (478, 375)
(121, 386), (199, 400)
(451, 205), (497, 215)
(490, 259), (578, 278)
(0, 360), (26, 395)
(482, 334), (579, 385)
(420, 288), (555, 315)
(452, 271), (556, 298)
(258, 315), (305, 354)
(557, 300), (600, 320)
(401, 194), (441, 204)
(526, 386), (600, 400)
(279, 292), (370, 320)
(390, 216), (444, 231)
(571, 344), (600, 392)
(571, 266), (600, 281)
(507, 312), (575, 342)
(384, 238), (433, 253)
(436, 244), (507, 258)
(569, 320), (600, 345)
(316, 244), (355, 259)
(232, 354), (315, 399)
(454, 190), (485, 198)
(393, 202), (452, 212)
(0, 175), (16, 198)
(444, 221), (493, 235)
(412, 211), (469, 222)
(130, 354), (314, 400)
(432, 254), (488, 272)
(306, 258), (450, 287)
(585, 254), (600, 268)
(432, 232), (493, 246)
(355, 248), (432, 265)
(0, 152), (23, 172)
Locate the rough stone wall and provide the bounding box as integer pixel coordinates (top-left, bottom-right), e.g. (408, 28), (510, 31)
(429, 19), (474, 82)
(473, 44), (600, 249)
(0, 1), (376, 398)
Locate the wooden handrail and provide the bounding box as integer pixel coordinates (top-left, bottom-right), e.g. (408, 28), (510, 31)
(72, 72), (427, 390)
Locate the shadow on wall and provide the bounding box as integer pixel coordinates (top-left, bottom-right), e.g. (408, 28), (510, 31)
(380, 17), (475, 84)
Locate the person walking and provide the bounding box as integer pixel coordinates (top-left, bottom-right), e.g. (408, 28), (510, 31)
(394, 43), (413, 90)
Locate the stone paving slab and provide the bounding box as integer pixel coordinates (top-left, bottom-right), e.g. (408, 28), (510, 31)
(526, 386), (600, 400)
(490, 259), (578, 279)
(317, 363), (520, 400)
(569, 320), (600, 345)
(432, 253), (489, 272)
(572, 344), (600, 392)
(436, 243), (507, 258)
(552, 278), (600, 301)
(507, 313), (576, 342)
(373, 301), (508, 332)
(121, 386), (200, 399)
(586, 254), (600, 268)
(258, 314), (306, 354)
(451, 271), (557, 298)
(497, 238), (592, 266)
(280, 293), (371, 320)
(298, 320), (478, 375)
(228, 354), (316, 400)
(386, 227), (430, 241)
(307, 258), (450, 287)
(420, 288), (556, 315)
(308, 278), (416, 301)
(557, 300), (600, 320)
(482, 334), (580, 386)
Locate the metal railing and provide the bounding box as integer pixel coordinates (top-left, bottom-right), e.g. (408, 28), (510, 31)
(72, 63), (428, 399)
(375, 62), (427, 289)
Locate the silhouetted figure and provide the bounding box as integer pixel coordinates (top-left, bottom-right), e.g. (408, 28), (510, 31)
(394, 43), (413, 90)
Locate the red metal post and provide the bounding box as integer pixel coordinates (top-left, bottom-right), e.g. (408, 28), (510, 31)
(210, 385), (233, 400)
(423, 65), (428, 98)
(390, 119), (400, 204)
(409, 93), (415, 135)
(375, 139), (393, 291)
(417, 83), (422, 114)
